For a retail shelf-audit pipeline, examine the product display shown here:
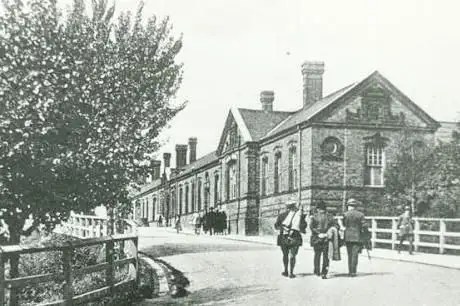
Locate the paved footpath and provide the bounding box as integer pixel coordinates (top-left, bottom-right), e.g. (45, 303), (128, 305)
(137, 227), (460, 306)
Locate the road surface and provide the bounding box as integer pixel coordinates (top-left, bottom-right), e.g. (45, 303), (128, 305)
(137, 230), (460, 306)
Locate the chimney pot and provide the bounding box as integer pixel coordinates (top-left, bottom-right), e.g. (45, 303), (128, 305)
(260, 90), (274, 112)
(188, 137), (197, 164)
(163, 152), (171, 168)
(301, 61), (325, 108)
(175, 144), (188, 169)
(152, 160), (161, 180)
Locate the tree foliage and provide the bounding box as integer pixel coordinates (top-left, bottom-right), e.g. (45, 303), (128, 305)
(384, 126), (460, 217)
(0, 0), (185, 241)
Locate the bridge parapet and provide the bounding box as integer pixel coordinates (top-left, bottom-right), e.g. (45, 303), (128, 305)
(62, 212), (138, 238)
(335, 216), (460, 254)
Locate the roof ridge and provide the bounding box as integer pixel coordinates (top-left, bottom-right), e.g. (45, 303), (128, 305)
(237, 107), (294, 114)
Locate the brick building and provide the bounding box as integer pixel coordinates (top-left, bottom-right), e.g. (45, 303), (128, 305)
(131, 61), (452, 236)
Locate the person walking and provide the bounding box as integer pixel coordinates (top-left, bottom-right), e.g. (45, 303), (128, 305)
(274, 202), (307, 278)
(343, 198), (367, 277)
(310, 201), (334, 279)
(397, 205), (415, 255)
(174, 215), (182, 234)
(192, 213), (201, 235)
(0, 218), (10, 245)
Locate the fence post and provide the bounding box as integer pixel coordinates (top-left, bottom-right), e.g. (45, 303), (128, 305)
(391, 218), (397, 250)
(133, 237), (140, 289)
(0, 251), (5, 306)
(439, 219), (446, 254)
(414, 218), (420, 252)
(371, 218), (377, 249)
(63, 244), (74, 306)
(106, 240), (115, 294)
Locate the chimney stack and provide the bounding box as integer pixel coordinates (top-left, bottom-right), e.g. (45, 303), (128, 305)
(260, 90), (274, 112)
(152, 160), (161, 180)
(163, 152), (171, 169)
(175, 144), (187, 169)
(188, 137), (197, 164)
(301, 61), (325, 108)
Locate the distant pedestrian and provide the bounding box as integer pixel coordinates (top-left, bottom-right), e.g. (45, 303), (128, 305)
(175, 215), (182, 234)
(192, 213), (201, 235)
(158, 215), (163, 227)
(0, 219), (9, 245)
(343, 198), (367, 277)
(397, 205), (414, 255)
(310, 201), (334, 279)
(274, 202), (307, 278)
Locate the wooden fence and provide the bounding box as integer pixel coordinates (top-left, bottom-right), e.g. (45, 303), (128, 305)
(0, 234), (139, 306)
(337, 216), (460, 254)
(62, 213), (137, 239)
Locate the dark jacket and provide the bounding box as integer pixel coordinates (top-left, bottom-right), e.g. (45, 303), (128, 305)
(397, 214), (414, 236)
(274, 210), (307, 246)
(309, 211), (334, 247)
(343, 209), (367, 243)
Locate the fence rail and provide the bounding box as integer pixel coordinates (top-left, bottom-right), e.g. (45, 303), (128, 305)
(337, 216), (460, 254)
(63, 213), (137, 238)
(0, 234), (139, 306)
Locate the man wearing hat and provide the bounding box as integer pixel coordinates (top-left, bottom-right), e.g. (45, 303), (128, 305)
(274, 202), (307, 278)
(343, 198), (367, 277)
(397, 205), (414, 255)
(310, 200), (334, 279)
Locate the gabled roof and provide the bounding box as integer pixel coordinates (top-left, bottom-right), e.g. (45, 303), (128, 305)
(266, 71), (440, 137)
(238, 108), (293, 141)
(266, 82), (357, 136)
(171, 150), (218, 179)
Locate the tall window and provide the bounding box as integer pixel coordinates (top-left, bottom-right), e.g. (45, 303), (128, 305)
(152, 197), (157, 221)
(226, 162), (237, 200)
(261, 157), (268, 196)
(288, 147), (297, 191)
(205, 172), (210, 210)
(179, 187), (183, 215)
(274, 152), (281, 194)
(365, 145), (385, 186)
(191, 180), (195, 212)
(214, 174), (219, 204)
(185, 184), (189, 214)
(197, 179), (202, 211)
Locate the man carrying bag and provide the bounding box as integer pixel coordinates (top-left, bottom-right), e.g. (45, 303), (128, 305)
(274, 202), (307, 278)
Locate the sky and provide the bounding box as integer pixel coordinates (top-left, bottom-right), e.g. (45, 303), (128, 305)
(50, 0), (460, 165)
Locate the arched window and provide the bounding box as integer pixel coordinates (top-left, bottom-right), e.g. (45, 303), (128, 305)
(191, 180), (196, 213)
(274, 152), (281, 194)
(226, 161), (237, 200)
(197, 179), (202, 211)
(365, 144), (385, 186)
(288, 147), (297, 191)
(179, 186), (183, 215)
(261, 157), (268, 196)
(152, 197), (157, 221)
(214, 173), (220, 204)
(185, 183), (189, 214)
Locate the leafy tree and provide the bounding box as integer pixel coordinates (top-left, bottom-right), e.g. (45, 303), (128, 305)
(384, 130), (435, 215)
(0, 0), (185, 243)
(385, 124), (460, 217)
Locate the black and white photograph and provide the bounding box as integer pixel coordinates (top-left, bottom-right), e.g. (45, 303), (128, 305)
(1, 0), (460, 305)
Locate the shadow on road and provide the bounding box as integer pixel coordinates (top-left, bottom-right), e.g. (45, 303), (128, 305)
(150, 285), (276, 305)
(141, 242), (273, 258)
(330, 272), (393, 278)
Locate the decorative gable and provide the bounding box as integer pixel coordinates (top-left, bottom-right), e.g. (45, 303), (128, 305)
(345, 86), (406, 126)
(316, 72), (439, 130)
(216, 109), (253, 156)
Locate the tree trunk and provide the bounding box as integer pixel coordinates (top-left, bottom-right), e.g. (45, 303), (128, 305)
(7, 226), (21, 306)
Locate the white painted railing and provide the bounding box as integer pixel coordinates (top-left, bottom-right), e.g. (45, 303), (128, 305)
(337, 216), (460, 254)
(63, 212), (137, 238)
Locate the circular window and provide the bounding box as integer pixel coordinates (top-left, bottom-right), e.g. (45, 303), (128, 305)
(321, 137), (344, 160)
